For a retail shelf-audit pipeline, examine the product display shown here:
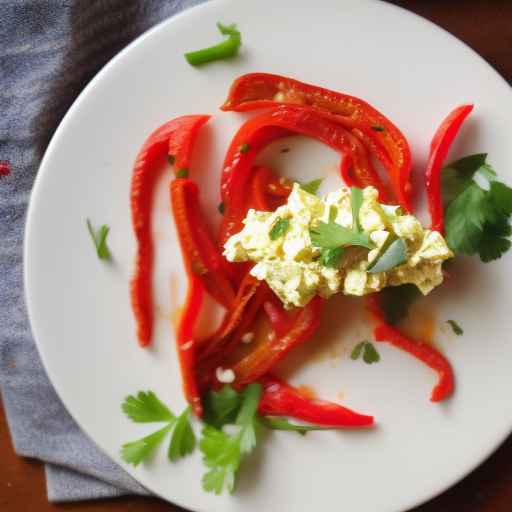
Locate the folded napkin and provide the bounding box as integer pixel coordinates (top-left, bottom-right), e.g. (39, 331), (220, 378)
(0, 0), (203, 503)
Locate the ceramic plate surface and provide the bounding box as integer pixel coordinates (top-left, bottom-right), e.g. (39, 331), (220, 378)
(25, 1), (512, 511)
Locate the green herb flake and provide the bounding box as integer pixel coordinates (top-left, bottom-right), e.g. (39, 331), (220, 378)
(351, 341), (380, 364)
(269, 217), (290, 240)
(350, 187), (364, 233)
(350, 341), (365, 360)
(371, 125), (385, 132)
(86, 218), (111, 260)
(218, 202), (225, 215)
(319, 246), (345, 268)
(446, 320), (464, 336)
(167, 154), (176, 166)
(239, 143), (250, 154)
(301, 178), (323, 195)
(176, 168), (189, 178)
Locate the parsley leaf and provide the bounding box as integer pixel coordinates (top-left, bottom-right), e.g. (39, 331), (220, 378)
(350, 187), (364, 232)
(122, 391), (174, 423)
(351, 341), (380, 364)
(301, 178), (323, 195)
(490, 181), (512, 216)
(86, 219), (111, 260)
(168, 407), (196, 461)
(269, 217), (290, 240)
(261, 417), (332, 435)
(319, 246), (345, 268)
(350, 341), (365, 360)
(446, 320), (464, 336)
(378, 284), (420, 325)
(121, 391), (194, 467)
(200, 383), (261, 495)
(310, 221), (373, 250)
(367, 238), (407, 273)
(121, 423), (173, 466)
(478, 218), (512, 262)
(203, 385), (243, 429)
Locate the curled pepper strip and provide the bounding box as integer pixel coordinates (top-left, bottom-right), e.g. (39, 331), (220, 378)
(231, 296), (324, 386)
(251, 165), (291, 211)
(426, 104), (474, 233)
(258, 376), (374, 427)
(373, 323), (454, 402)
(130, 115), (210, 346)
(219, 106), (384, 245)
(221, 72), (411, 209)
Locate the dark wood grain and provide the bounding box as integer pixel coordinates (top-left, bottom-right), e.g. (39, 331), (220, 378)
(2, 1), (511, 510)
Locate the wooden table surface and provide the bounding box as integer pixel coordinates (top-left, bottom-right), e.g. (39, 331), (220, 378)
(2, 1), (512, 511)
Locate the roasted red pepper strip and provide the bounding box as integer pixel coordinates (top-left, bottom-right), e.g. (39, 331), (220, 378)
(373, 323), (455, 402)
(175, 273), (204, 416)
(219, 106), (385, 245)
(426, 104), (474, 233)
(263, 299), (297, 338)
(231, 296), (324, 386)
(130, 114), (210, 346)
(258, 376), (374, 427)
(221, 73), (411, 209)
(171, 179), (235, 311)
(251, 165), (291, 211)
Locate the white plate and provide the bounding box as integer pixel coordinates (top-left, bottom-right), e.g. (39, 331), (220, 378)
(25, 1), (512, 511)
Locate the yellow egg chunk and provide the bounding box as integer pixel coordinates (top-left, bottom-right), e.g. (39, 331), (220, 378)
(223, 184), (453, 308)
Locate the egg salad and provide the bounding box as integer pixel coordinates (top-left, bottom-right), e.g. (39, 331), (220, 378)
(223, 183), (453, 308)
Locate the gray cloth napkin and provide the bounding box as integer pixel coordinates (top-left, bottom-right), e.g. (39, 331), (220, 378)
(0, 0), (203, 503)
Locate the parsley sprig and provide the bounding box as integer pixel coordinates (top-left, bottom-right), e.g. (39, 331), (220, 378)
(351, 340), (381, 364)
(86, 218), (111, 260)
(121, 391), (195, 467)
(442, 154), (512, 262)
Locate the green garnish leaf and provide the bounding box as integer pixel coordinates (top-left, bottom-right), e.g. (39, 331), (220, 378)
(167, 154), (176, 166)
(168, 407), (196, 461)
(239, 143), (250, 154)
(446, 320), (464, 336)
(350, 187), (364, 233)
(203, 385), (243, 429)
(200, 383), (262, 495)
(367, 238), (407, 273)
(185, 22), (241, 66)
(351, 341), (380, 364)
(371, 125), (384, 132)
(442, 155), (512, 263)
(261, 417), (333, 435)
(121, 423), (173, 466)
(319, 246), (345, 268)
(301, 178), (323, 195)
(218, 202), (225, 215)
(122, 391), (175, 423)
(350, 341), (365, 360)
(328, 205), (338, 223)
(176, 168), (189, 178)
(362, 342), (380, 364)
(378, 284), (421, 325)
(86, 219), (111, 260)
(310, 221), (373, 250)
(269, 217), (290, 240)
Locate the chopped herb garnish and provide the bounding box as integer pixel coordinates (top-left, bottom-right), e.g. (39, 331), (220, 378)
(328, 205), (338, 223)
(185, 22), (241, 66)
(367, 238), (407, 273)
(446, 320), (463, 336)
(120, 392), (195, 467)
(310, 221), (373, 250)
(351, 341), (380, 364)
(350, 187), (364, 232)
(319, 246), (345, 268)
(176, 168), (189, 178)
(442, 154), (512, 262)
(239, 143), (250, 154)
(371, 125), (385, 132)
(301, 178), (323, 195)
(86, 218), (111, 260)
(218, 202), (225, 215)
(167, 154), (176, 166)
(269, 217), (290, 240)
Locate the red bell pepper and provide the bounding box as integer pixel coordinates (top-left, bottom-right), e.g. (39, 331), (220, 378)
(426, 104), (474, 233)
(263, 299), (297, 338)
(258, 376), (374, 427)
(221, 73), (411, 209)
(251, 165), (291, 211)
(171, 179), (235, 310)
(219, 106), (387, 245)
(373, 323), (454, 402)
(130, 114), (210, 346)
(232, 295), (324, 385)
